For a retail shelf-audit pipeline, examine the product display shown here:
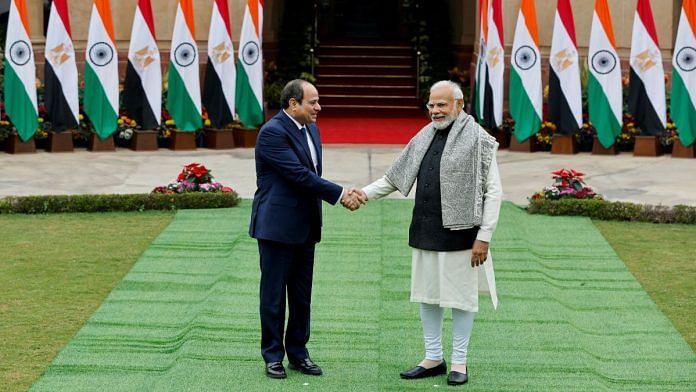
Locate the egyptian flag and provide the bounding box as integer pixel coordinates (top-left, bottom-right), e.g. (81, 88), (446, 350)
(84, 0), (119, 140)
(167, 0), (202, 131)
(588, 0), (622, 148)
(509, 0), (542, 143)
(671, 0), (696, 146)
(235, 0), (264, 127)
(124, 0), (161, 129)
(44, 0), (79, 133)
(3, 0), (38, 142)
(473, 0), (488, 122)
(203, 0), (236, 128)
(548, 0), (582, 135)
(628, 0), (666, 136)
(484, 0), (504, 129)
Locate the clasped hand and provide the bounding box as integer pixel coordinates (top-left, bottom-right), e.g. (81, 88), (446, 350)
(341, 188), (368, 211)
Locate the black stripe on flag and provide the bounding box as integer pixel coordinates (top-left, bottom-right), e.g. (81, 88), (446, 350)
(202, 59), (233, 129)
(628, 67), (665, 136)
(548, 68), (580, 135)
(44, 62), (78, 132)
(123, 61), (159, 130)
(482, 67), (496, 130)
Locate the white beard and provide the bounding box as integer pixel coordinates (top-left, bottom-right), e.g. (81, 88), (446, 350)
(431, 114), (456, 130)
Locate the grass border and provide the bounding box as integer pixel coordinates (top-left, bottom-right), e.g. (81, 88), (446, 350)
(0, 193), (240, 214)
(527, 198), (696, 224)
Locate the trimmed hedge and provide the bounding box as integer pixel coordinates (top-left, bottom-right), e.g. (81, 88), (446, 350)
(527, 198), (696, 225)
(0, 192), (240, 214)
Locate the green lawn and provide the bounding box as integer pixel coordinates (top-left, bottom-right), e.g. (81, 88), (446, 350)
(2, 204), (695, 391)
(0, 212), (174, 392)
(25, 202), (696, 391)
(594, 221), (696, 351)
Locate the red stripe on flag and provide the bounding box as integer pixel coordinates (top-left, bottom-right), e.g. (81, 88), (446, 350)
(637, 0), (660, 46)
(557, 0), (577, 47)
(491, 0), (504, 44)
(138, 0), (157, 40)
(54, 0), (72, 37)
(480, 0), (488, 42)
(215, 0), (232, 37)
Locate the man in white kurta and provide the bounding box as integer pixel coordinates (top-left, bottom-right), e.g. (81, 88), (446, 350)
(359, 81), (502, 386)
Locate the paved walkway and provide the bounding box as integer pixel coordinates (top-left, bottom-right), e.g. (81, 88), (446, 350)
(2, 147), (696, 206)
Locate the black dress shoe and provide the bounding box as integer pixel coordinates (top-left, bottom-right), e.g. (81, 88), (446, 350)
(288, 358), (323, 375)
(265, 361), (287, 379)
(447, 369), (468, 385)
(399, 360), (447, 379)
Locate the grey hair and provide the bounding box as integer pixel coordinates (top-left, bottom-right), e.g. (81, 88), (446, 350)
(430, 81), (464, 100)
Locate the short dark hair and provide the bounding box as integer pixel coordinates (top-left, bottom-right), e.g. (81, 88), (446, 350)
(280, 79), (308, 109)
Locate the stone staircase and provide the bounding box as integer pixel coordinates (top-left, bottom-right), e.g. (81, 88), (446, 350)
(315, 41), (423, 116)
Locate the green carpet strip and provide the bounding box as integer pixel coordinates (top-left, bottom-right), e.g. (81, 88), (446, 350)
(31, 201), (696, 391)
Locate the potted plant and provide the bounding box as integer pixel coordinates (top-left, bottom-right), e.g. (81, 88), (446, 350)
(202, 109), (237, 150)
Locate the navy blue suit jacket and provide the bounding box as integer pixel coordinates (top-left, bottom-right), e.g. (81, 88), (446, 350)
(249, 111), (343, 244)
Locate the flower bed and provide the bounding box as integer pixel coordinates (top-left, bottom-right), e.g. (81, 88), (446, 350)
(152, 163), (235, 194)
(529, 169), (600, 201)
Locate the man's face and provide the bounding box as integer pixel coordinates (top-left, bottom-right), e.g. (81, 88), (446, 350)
(290, 84), (321, 125)
(427, 87), (463, 129)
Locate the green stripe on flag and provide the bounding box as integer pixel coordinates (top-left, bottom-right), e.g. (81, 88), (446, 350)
(3, 60), (38, 142)
(84, 64), (118, 140)
(235, 64), (263, 128)
(588, 73), (622, 149)
(671, 68), (696, 147)
(166, 65), (202, 132)
(509, 68), (541, 143)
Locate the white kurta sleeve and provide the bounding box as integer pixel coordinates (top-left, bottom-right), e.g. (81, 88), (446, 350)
(362, 176), (398, 200)
(476, 154), (502, 242)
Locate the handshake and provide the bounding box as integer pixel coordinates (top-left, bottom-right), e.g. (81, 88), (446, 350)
(340, 188), (368, 211)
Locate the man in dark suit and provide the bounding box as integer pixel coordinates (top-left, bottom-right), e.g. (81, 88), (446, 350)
(250, 79), (365, 379)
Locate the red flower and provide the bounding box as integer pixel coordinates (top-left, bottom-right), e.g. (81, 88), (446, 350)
(191, 165), (208, 178)
(221, 187), (234, 193)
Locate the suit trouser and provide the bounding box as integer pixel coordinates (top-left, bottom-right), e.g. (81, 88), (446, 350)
(258, 239), (315, 363)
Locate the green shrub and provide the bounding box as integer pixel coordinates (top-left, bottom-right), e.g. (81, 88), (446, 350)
(0, 193), (240, 214)
(527, 199), (696, 225)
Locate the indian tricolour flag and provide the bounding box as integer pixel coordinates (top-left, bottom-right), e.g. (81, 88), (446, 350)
(548, 0), (582, 135)
(671, 0), (696, 147)
(203, 0), (236, 128)
(84, 0), (118, 140)
(44, 0), (79, 133)
(628, 0), (666, 136)
(588, 0), (622, 148)
(3, 0), (38, 142)
(235, 0), (264, 127)
(167, 0), (202, 131)
(124, 0), (161, 129)
(484, 0), (504, 129)
(509, 0), (542, 143)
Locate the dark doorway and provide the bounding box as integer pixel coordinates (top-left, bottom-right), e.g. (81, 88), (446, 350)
(318, 0), (404, 40)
